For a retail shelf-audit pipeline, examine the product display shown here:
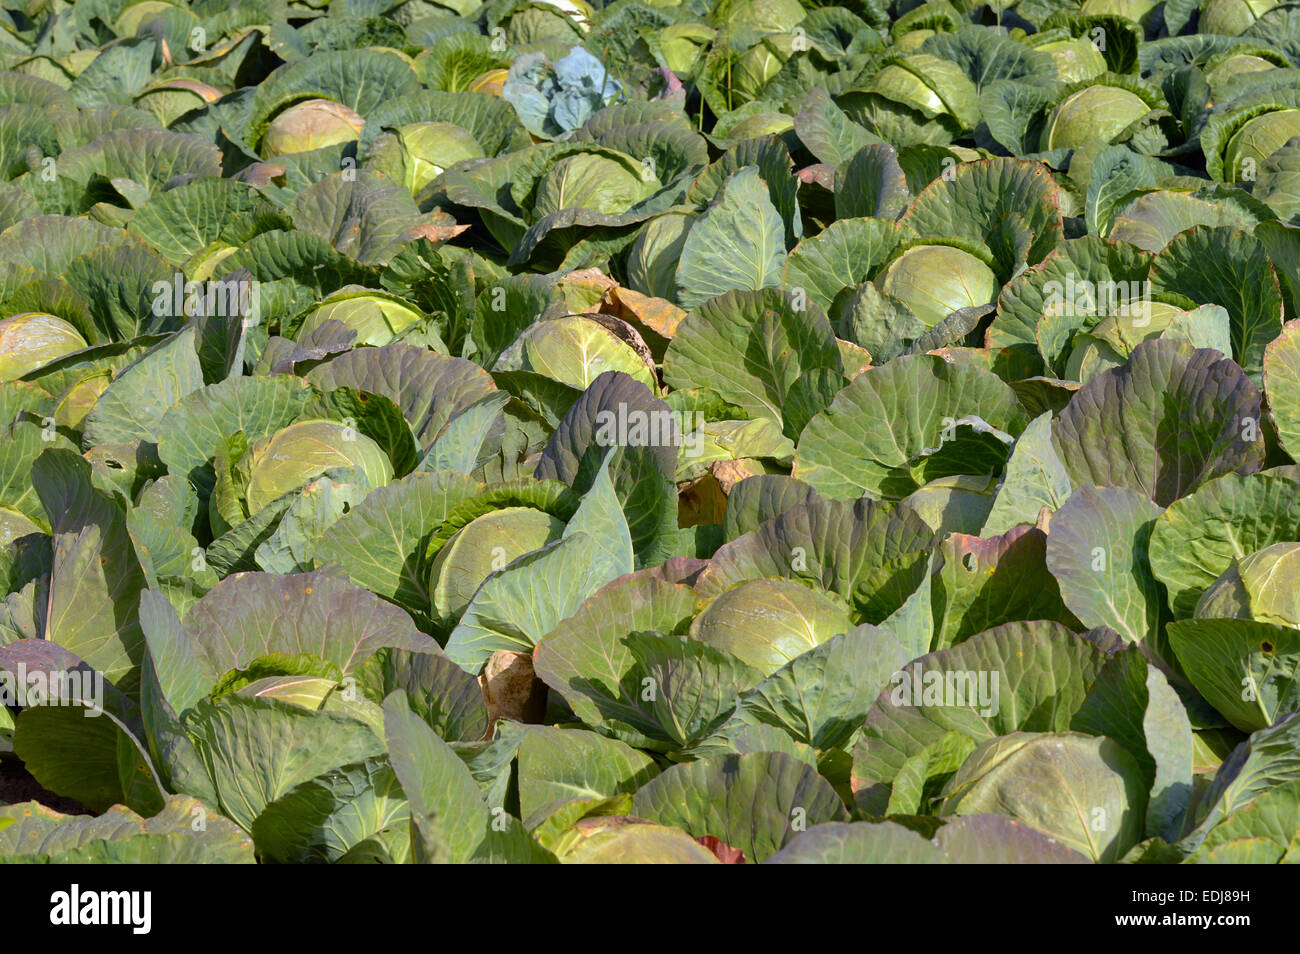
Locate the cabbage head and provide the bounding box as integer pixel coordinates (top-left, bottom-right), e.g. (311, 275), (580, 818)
(0, 313), (88, 381)
(244, 418), (393, 514)
(876, 245), (998, 327)
(262, 98), (365, 157)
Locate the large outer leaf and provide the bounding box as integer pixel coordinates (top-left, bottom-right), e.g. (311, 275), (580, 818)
(378, 649), (488, 743)
(55, 128), (222, 198)
(30, 450), (146, 691)
(0, 423), (49, 522)
(383, 693), (553, 863)
(722, 475), (824, 542)
(689, 136), (802, 249)
(1168, 619), (1300, 733)
(306, 345), (497, 449)
(443, 465), (633, 673)
(532, 576), (699, 750)
(794, 88), (877, 168)
(0, 215), (127, 277)
(1183, 713), (1300, 846)
(1045, 485), (1165, 651)
(767, 820), (948, 863)
(624, 631), (765, 749)
(664, 287), (842, 438)
(674, 167), (786, 308)
(631, 751), (848, 863)
(314, 471), (481, 619)
(0, 795), (253, 863)
(177, 570), (436, 683)
(794, 353), (1026, 500)
(696, 495), (934, 624)
(127, 177), (290, 266)
(736, 623), (912, 750)
(1109, 189), (1264, 254)
(835, 144), (910, 220)
(1149, 473), (1300, 619)
(940, 731), (1147, 863)
(1051, 338), (1264, 506)
(251, 756), (410, 863)
(535, 370), (674, 484)
(1069, 644), (1194, 842)
(1263, 318), (1300, 459)
(782, 216), (904, 315)
(980, 411), (1072, 535)
(186, 694), (386, 833)
(933, 525), (1078, 649)
(82, 325), (205, 449)
(987, 236), (1152, 372)
(1151, 226), (1283, 380)
(290, 172), (437, 266)
(931, 814), (1092, 863)
(1191, 778), (1300, 863)
(851, 621), (1109, 814)
(158, 375), (315, 499)
(900, 157), (1062, 274)
(515, 725), (658, 823)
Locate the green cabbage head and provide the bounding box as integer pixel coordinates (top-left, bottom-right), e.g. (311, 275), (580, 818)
(1225, 109), (1300, 182)
(876, 245), (998, 327)
(532, 151), (660, 218)
(0, 312), (88, 382)
(244, 418), (393, 514)
(1196, 542), (1300, 626)
(263, 98), (365, 157)
(1038, 38), (1108, 84)
(295, 289), (428, 346)
(1199, 0), (1280, 35)
(1041, 85), (1151, 150)
(393, 122), (484, 194)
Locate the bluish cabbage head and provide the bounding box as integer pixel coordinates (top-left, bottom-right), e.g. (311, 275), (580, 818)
(503, 47), (624, 138)
(244, 418), (393, 514)
(876, 245), (998, 327)
(0, 312), (88, 381)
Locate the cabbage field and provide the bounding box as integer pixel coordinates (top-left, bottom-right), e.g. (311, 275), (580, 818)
(0, 0), (1298, 867)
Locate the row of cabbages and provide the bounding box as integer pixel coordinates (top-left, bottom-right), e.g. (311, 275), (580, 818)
(3, 0), (1300, 864)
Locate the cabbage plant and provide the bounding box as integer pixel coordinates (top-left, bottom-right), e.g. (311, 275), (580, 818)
(3, 0), (1300, 873)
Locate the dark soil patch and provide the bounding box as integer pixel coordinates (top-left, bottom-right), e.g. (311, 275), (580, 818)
(0, 758), (89, 815)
